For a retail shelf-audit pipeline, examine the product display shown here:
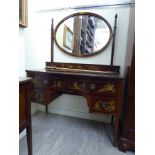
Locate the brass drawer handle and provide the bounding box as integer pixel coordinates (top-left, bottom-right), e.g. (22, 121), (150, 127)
(43, 80), (48, 85)
(90, 83), (96, 90)
(100, 102), (108, 108)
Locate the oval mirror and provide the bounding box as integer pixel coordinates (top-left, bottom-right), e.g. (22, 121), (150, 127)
(54, 12), (112, 57)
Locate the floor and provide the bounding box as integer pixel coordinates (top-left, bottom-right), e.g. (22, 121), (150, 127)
(19, 112), (135, 155)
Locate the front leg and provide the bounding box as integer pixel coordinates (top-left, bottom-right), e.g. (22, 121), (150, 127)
(45, 105), (48, 113)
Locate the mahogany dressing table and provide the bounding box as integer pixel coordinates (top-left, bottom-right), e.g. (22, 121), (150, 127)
(26, 62), (123, 146)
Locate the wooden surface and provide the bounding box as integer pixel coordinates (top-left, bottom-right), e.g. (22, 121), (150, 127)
(19, 77), (33, 155)
(46, 62), (121, 74)
(26, 62), (123, 146)
(20, 112), (135, 155)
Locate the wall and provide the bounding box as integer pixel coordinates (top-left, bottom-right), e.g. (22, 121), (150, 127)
(19, 28), (26, 77)
(19, 0), (39, 115)
(19, 1), (135, 122)
(124, 7), (135, 73)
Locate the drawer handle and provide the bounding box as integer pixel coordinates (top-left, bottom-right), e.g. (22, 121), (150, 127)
(90, 83), (96, 90)
(43, 80), (48, 85)
(100, 102), (108, 108)
(93, 101), (108, 111)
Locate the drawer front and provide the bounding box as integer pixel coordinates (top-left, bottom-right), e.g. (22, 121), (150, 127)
(50, 78), (66, 91)
(49, 77), (88, 94)
(33, 76), (51, 88)
(27, 73), (51, 89)
(89, 80), (117, 96)
(91, 97), (116, 114)
(67, 79), (88, 93)
(31, 88), (44, 104)
(31, 88), (61, 105)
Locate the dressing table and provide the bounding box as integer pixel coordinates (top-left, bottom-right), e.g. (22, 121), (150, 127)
(26, 12), (123, 146)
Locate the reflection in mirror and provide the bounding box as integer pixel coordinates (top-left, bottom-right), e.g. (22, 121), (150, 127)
(55, 13), (112, 57)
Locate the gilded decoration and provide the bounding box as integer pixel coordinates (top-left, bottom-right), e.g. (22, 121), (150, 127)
(87, 66), (98, 70)
(32, 78), (42, 87)
(93, 100), (116, 112)
(31, 90), (44, 102)
(70, 81), (85, 91)
(98, 84), (116, 93)
(59, 64), (73, 69)
(52, 80), (65, 88)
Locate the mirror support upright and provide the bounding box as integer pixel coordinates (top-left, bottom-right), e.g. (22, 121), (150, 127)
(51, 18), (54, 62)
(110, 14), (118, 66)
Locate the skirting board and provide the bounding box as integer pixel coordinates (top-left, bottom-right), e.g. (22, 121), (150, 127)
(37, 104), (112, 123)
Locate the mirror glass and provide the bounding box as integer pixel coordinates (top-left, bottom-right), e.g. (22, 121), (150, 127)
(55, 13), (112, 57)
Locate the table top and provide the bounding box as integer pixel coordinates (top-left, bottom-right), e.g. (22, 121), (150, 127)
(26, 69), (123, 80)
(19, 77), (33, 84)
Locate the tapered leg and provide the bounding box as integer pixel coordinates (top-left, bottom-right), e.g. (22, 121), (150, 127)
(111, 115), (114, 125)
(113, 80), (123, 146)
(113, 115), (119, 146)
(45, 105), (48, 113)
(26, 125), (32, 155)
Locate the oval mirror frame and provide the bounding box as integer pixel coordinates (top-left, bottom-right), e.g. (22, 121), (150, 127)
(54, 12), (113, 57)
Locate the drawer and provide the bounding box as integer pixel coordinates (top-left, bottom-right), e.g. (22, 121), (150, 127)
(91, 97), (116, 114)
(89, 80), (117, 96)
(31, 88), (61, 105)
(49, 78), (88, 94)
(27, 72), (51, 89)
(31, 88), (44, 104)
(30, 75), (51, 89)
(67, 79), (88, 93)
(50, 78), (67, 91)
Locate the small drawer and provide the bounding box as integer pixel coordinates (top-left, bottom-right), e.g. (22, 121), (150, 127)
(31, 88), (44, 104)
(31, 88), (61, 105)
(50, 78), (66, 90)
(89, 80), (117, 96)
(68, 79), (88, 93)
(31, 75), (51, 89)
(91, 97), (116, 114)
